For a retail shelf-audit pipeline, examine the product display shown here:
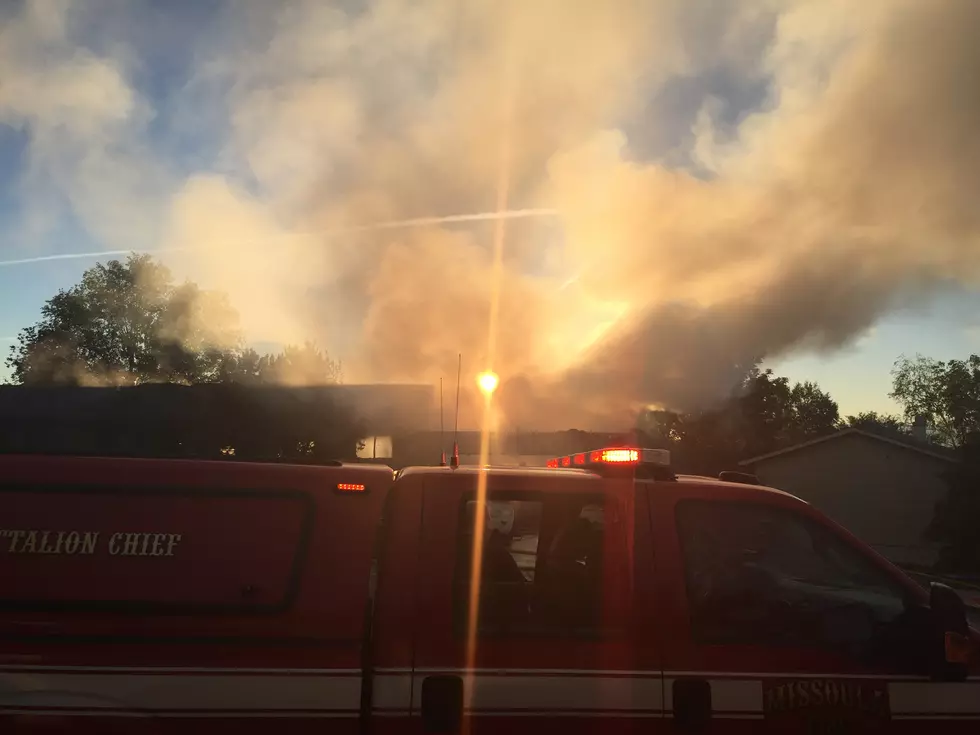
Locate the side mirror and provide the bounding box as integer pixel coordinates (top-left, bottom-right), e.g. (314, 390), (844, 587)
(928, 582), (971, 682)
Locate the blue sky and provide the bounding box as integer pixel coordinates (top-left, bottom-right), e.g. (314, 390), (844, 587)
(768, 296), (980, 417)
(1, 0), (977, 422)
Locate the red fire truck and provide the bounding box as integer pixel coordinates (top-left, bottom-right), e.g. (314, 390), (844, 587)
(1, 449), (977, 733)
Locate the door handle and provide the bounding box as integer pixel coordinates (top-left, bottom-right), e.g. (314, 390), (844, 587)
(420, 675), (463, 733)
(672, 677), (712, 731)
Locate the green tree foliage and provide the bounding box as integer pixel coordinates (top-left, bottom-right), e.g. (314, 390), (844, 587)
(6, 254), (241, 385)
(788, 381), (840, 442)
(735, 369), (839, 457)
(219, 347), (265, 384)
(2, 255), (358, 462)
(735, 368), (794, 459)
(672, 408), (742, 476)
(843, 411), (910, 437)
(5, 255), (345, 390)
(219, 342), (342, 386)
(256, 342), (343, 385)
(635, 409), (684, 447)
(890, 354), (980, 447)
(636, 367), (840, 475)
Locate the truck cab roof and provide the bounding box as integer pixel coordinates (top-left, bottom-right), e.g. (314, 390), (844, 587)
(674, 472), (803, 501)
(396, 457), (801, 504)
(396, 464), (599, 480)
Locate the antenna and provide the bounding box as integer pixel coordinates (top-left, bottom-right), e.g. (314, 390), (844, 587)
(439, 377), (447, 466)
(451, 353), (461, 469)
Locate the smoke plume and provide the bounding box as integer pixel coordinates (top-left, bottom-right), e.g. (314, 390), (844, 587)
(5, 0), (980, 428)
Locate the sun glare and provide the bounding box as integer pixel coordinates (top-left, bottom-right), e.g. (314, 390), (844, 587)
(477, 371), (499, 395)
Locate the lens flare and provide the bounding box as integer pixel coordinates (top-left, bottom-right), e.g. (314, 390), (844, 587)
(477, 371), (499, 395)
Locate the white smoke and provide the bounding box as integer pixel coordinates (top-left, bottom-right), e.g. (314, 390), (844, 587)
(3, 0), (980, 428)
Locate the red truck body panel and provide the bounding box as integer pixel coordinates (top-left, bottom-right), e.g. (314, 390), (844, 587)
(3, 487), (308, 611)
(0, 455), (393, 733)
(1, 454), (978, 734)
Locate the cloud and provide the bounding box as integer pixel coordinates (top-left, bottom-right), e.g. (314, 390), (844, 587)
(520, 0), (980, 425)
(0, 0), (171, 252)
(5, 0), (980, 429)
(963, 326), (980, 346)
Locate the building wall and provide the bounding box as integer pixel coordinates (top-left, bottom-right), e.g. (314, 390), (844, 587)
(748, 433), (952, 568)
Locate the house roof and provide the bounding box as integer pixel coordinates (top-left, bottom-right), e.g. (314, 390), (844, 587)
(0, 383), (435, 434)
(739, 428), (958, 466)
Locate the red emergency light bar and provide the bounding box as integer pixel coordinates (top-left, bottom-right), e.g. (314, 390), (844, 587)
(546, 447), (671, 469)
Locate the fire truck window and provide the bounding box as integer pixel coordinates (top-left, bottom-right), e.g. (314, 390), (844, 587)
(676, 501), (910, 658)
(454, 497), (608, 637)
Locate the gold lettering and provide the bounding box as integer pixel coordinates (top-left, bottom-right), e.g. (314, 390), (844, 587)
(150, 533), (165, 557)
(2, 530), (25, 553)
(63, 532), (80, 555)
(122, 533), (140, 556)
(38, 531), (54, 554)
(810, 680), (824, 707)
(81, 532), (98, 555)
(824, 680), (839, 707)
(765, 684), (788, 712)
(165, 534), (182, 557)
(1, 529), (179, 557)
(795, 681), (810, 707)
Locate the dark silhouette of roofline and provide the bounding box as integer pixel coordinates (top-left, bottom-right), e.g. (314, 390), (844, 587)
(739, 427), (957, 466)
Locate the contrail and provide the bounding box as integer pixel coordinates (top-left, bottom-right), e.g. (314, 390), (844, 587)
(0, 209), (559, 268)
(339, 207), (558, 233)
(0, 249), (145, 267)
(0, 247), (188, 268)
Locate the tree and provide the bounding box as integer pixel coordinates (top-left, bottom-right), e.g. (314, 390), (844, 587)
(6, 254), (241, 386)
(2, 255), (360, 461)
(891, 354), (980, 447)
(787, 381), (840, 444)
(731, 370), (838, 456)
(734, 368), (794, 459)
(636, 368), (840, 475)
(218, 347), (265, 384)
(635, 409), (684, 448)
(258, 341), (342, 385)
(671, 408), (742, 476)
(844, 411), (910, 438)
(218, 342), (343, 386)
